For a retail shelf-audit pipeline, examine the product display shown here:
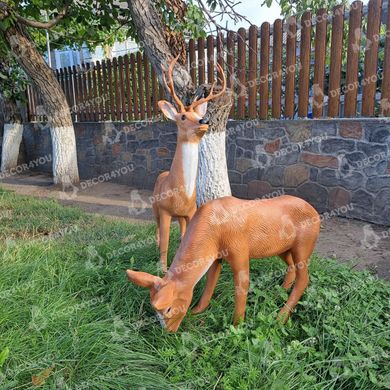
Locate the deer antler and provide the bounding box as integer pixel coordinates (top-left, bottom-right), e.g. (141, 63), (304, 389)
(161, 55), (186, 113)
(187, 63), (227, 111)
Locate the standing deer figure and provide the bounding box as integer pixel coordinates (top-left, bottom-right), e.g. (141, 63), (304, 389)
(127, 195), (320, 332)
(154, 56), (226, 273)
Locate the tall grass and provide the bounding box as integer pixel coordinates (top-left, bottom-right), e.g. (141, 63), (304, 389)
(0, 188), (389, 389)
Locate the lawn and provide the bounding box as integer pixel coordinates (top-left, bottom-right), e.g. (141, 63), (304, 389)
(0, 187), (389, 389)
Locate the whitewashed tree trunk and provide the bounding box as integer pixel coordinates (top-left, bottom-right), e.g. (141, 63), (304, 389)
(4, 24), (79, 187)
(196, 90), (233, 205)
(1, 123), (23, 172)
(197, 131), (231, 205)
(50, 126), (79, 186)
(0, 86), (23, 174)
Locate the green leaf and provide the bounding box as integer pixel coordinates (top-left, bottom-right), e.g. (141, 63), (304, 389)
(0, 347), (10, 367)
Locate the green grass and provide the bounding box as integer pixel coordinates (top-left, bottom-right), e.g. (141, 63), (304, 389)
(0, 187), (389, 390)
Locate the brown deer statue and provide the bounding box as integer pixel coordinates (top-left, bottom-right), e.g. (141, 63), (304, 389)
(127, 195), (320, 332)
(153, 56), (226, 273)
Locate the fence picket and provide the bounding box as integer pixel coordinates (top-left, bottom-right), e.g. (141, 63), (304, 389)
(227, 31), (235, 117)
(198, 37), (205, 85)
(381, 0), (390, 115)
(96, 61), (103, 121)
(248, 25), (258, 118)
(72, 65), (80, 121)
(312, 9), (328, 118)
(298, 11), (312, 118)
(113, 58), (120, 121)
(137, 52), (145, 120)
(272, 19), (283, 119)
(344, 1), (363, 117)
(151, 66), (159, 116)
(207, 35), (215, 84)
(328, 5), (345, 117)
(189, 39), (196, 83)
(285, 16), (297, 118)
(123, 55), (132, 121)
(237, 27), (246, 118)
(362, 0), (382, 116)
(102, 60), (110, 121)
(119, 56), (126, 121)
(217, 32), (224, 83)
(130, 53), (139, 120)
(144, 54), (152, 118)
(259, 22), (270, 120)
(86, 62), (94, 121)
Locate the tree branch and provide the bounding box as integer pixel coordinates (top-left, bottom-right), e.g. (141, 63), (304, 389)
(14, 1), (71, 30)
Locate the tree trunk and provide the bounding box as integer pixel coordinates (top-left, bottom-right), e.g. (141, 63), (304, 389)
(160, 0), (187, 65)
(3, 24), (79, 186)
(127, 0), (233, 205)
(197, 90), (233, 205)
(0, 86), (23, 172)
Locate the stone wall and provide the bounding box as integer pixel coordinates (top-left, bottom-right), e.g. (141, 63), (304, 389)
(19, 119), (390, 225)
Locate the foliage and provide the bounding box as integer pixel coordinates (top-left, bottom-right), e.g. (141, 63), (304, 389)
(0, 54), (29, 103)
(0, 189), (389, 389)
(158, 0), (208, 39)
(0, 0), (210, 55)
(264, 0), (349, 18)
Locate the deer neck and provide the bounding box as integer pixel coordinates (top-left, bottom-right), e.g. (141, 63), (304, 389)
(170, 139), (199, 198)
(168, 241), (219, 290)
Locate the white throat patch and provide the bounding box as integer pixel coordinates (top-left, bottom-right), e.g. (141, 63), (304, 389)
(181, 143), (199, 198)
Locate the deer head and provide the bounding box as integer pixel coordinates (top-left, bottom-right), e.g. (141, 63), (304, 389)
(158, 56), (226, 142)
(126, 270), (192, 332)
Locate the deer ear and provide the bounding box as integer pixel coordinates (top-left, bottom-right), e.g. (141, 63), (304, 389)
(158, 100), (178, 121)
(126, 270), (162, 289)
(193, 101), (208, 117)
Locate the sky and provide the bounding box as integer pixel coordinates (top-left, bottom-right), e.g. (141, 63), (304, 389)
(212, 0), (282, 30)
(202, 0), (372, 31)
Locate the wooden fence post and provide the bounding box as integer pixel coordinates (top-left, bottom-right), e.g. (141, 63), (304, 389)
(362, 0), (382, 116)
(285, 16), (297, 118)
(298, 11), (312, 118)
(272, 19), (283, 119)
(312, 9), (328, 118)
(328, 5), (345, 117)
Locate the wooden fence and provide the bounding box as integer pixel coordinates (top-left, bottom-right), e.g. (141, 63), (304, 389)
(27, 0), (390, 122)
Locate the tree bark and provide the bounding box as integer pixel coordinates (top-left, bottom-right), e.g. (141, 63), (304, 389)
(2, 24), (79, 186)
(127, 0), (233, 205)
(159, 0), (187, 65)
(197, 90), (232, 205)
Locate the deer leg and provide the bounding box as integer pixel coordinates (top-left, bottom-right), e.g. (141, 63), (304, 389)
(155, 215), (160, 247)
(277, 255), (309, 323)
(192, 259), (222, 314)
(280, 251), (296, 289)
(230, 258), (250, 325)
(152, 203), (160, 247)
(158, 212), (172, 273)
(178, 217), (187, 240)
(187, 206), (197, 221)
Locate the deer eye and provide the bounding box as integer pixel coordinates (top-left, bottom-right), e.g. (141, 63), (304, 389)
(181, 115), (186, 121)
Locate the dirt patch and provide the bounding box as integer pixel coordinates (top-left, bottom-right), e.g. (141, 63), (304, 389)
(315, 217), (390, 280)
(1, 173), (389, 279)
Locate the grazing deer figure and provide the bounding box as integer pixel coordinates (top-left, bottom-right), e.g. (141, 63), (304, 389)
(127, 195), (320, 332)
(154, 56), (226, 273)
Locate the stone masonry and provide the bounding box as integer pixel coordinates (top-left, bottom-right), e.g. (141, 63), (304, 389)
(17, 119), (390, 225)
